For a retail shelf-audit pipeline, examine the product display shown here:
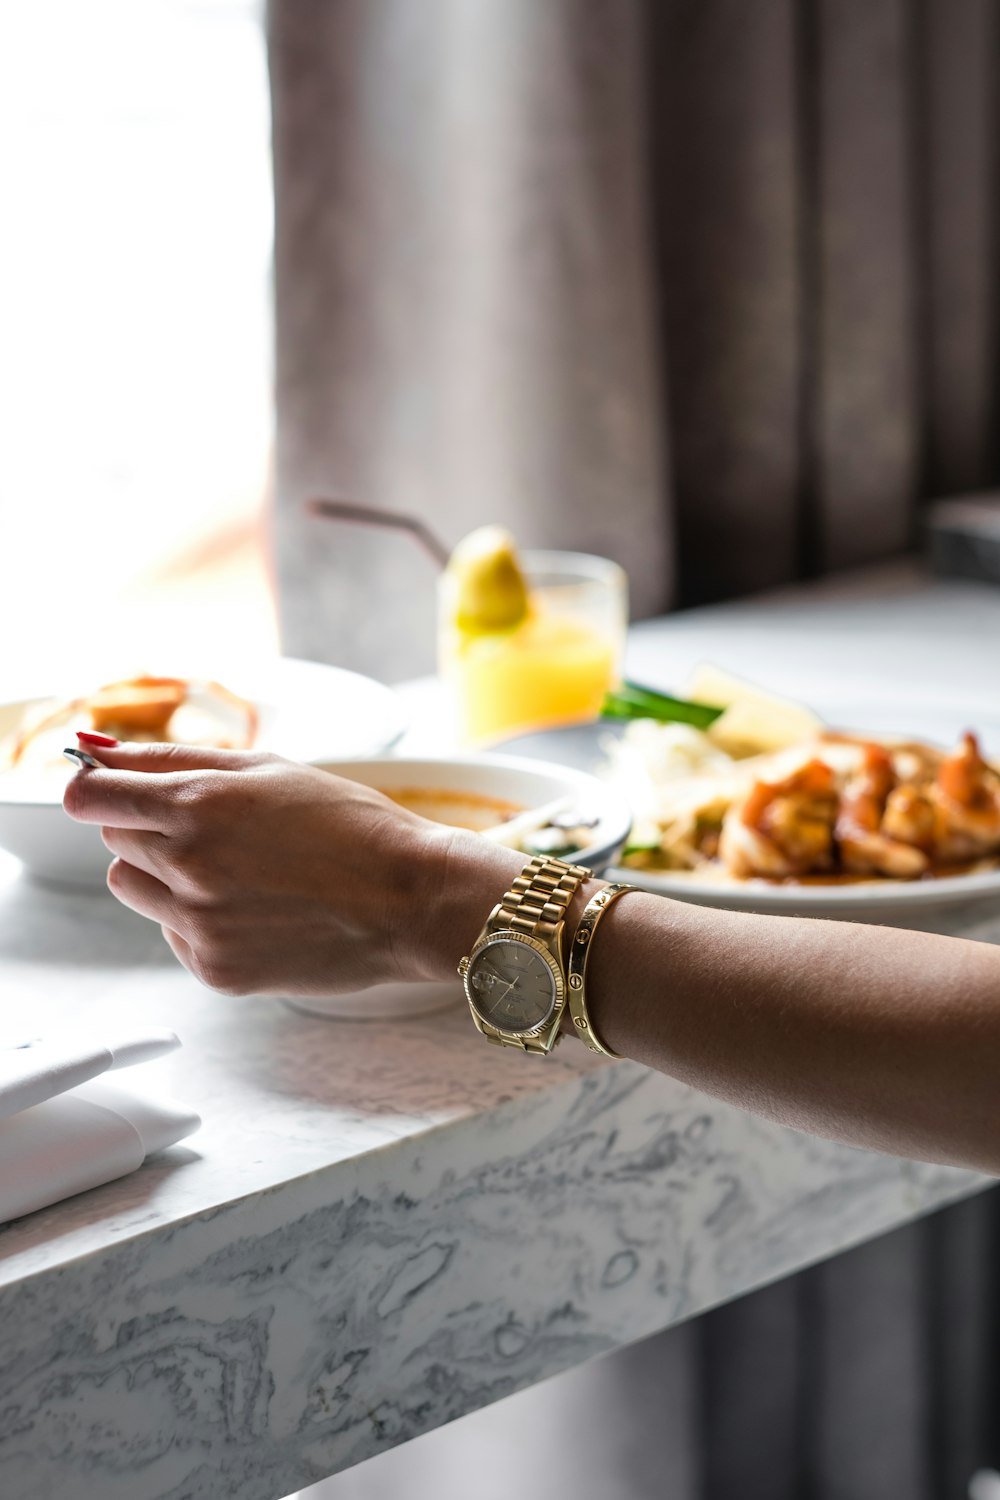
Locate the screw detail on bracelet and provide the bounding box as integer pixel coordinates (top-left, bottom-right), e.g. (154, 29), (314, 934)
(565, 883), (636, 1058)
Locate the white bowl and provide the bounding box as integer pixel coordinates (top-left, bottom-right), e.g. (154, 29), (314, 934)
(281, 752), (633, 1022)
(0, 660), (405, 888)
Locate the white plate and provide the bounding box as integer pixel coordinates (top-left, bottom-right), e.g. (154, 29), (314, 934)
(0, 658), (405, 887)
(499, 703), (1000, 924)
(283, 752), (633, 1021)
(602, 862), (1000, 920)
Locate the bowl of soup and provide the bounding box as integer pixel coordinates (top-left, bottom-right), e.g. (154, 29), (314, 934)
(282, 752), (632, 1021)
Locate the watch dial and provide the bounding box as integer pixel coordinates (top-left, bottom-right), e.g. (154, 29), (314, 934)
(466, 938), (557, 1034)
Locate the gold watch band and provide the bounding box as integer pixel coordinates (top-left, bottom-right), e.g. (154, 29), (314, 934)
(492, 853), (592, 938)
(479, 855), (591, 1053)
(566, 882), (634, 1058)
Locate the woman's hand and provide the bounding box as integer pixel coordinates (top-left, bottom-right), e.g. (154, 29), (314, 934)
(60, 744), (1000, 1171)
(63, 742), (518, 997)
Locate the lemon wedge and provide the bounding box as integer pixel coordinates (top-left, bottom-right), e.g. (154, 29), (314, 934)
(685, 662), (823, 757)
(444, 526), (530, 635)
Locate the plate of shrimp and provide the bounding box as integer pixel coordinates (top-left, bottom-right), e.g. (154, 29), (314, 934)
(499, 669), (1000, 918)
(603, 725), (1000, 915)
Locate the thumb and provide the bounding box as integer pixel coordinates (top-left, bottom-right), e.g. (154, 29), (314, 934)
(74, 734), (264, 774)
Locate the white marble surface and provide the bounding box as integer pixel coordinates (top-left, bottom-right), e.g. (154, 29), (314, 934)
(625, 559), (1000, 716)
(2, 563), (999, 1500)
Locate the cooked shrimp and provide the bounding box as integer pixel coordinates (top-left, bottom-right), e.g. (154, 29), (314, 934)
(890, 742), (943, 787)
(932, 732), (1000, 862)
(881, 784), (937, 852)
(835, 744), (928, 879)
(720, 760), (838, 879)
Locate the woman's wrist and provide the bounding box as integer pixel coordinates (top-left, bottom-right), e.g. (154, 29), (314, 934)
(408, 828), (525, 982)
(409, 830), (610, 1029)
(406, 829), (606, 985)
(557, 875), (606, 1035)
(402, 825), (628, 1057)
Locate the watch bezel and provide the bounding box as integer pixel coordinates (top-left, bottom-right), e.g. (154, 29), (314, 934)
(463, 929), (565, 1038)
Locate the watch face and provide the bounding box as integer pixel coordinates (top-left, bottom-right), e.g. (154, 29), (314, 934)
(466, 935), (558, 1035)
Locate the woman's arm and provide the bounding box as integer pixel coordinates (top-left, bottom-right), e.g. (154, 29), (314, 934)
(64, 743), (1000, 1173)
(434, 833), (1000, 1172)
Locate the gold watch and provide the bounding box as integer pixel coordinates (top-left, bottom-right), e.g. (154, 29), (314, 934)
(458, 855), (591, 1053)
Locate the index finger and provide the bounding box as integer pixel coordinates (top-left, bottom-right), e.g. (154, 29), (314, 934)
(63, 766), (200, 833)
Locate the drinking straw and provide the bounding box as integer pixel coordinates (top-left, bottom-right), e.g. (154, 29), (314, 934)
(307, 497), (450, 569)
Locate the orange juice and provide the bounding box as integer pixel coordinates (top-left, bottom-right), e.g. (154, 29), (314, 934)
(445, 608), (618, 744)
(440, 549), (627, 745)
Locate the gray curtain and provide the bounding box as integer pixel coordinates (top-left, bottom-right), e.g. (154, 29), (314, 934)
(269, 0), (999, 679)
(270, 0), (669, 679)
(268, 2), (1000, 1495)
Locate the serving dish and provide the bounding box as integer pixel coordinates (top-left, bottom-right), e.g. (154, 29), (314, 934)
(0, 658), (405, 888)
(499, 700), (1000, 924)
(601, 861), (1000, 919)
(282, 752), (632, 1021)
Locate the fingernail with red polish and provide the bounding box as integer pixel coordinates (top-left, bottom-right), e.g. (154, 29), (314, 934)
(77, 730), (119, 747)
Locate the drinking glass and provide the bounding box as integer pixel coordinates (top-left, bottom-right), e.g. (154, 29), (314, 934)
(438, 550), (628, 745)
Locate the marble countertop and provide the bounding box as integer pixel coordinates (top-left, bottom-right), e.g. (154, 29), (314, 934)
(2, 561), (999, 1500)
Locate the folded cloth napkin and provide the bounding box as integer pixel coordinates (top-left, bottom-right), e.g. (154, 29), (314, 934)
(0, 1029), (201, 1224)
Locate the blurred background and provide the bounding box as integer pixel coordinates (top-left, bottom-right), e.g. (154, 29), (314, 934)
(6, 0), (997, 690)
(271, 0), (999, 679)
(0, 0), (277, 683)
(4, 2), (1000, 1498)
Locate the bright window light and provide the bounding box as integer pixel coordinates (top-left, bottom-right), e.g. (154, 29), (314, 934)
(0, 0), (277, 690)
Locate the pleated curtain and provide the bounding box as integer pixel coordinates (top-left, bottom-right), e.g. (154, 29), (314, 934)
(268, 3), (1000, 1496)
(269, 0), (999, 679)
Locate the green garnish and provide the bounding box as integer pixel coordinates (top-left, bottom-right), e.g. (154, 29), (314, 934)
(622, 836), (661, 856)
(601, 681), (724, 730)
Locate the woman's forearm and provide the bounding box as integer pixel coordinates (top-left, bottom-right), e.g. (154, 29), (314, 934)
(586, 894), (1000, 1171)
(431, 832), (1000, 1172)
(62, 743), (1000, 1175)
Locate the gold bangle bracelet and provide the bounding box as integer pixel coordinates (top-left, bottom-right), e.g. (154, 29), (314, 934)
(566, 883), (635, 1058)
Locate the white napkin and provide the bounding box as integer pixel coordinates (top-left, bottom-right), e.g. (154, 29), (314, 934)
(0, 1029), (201, 1224)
